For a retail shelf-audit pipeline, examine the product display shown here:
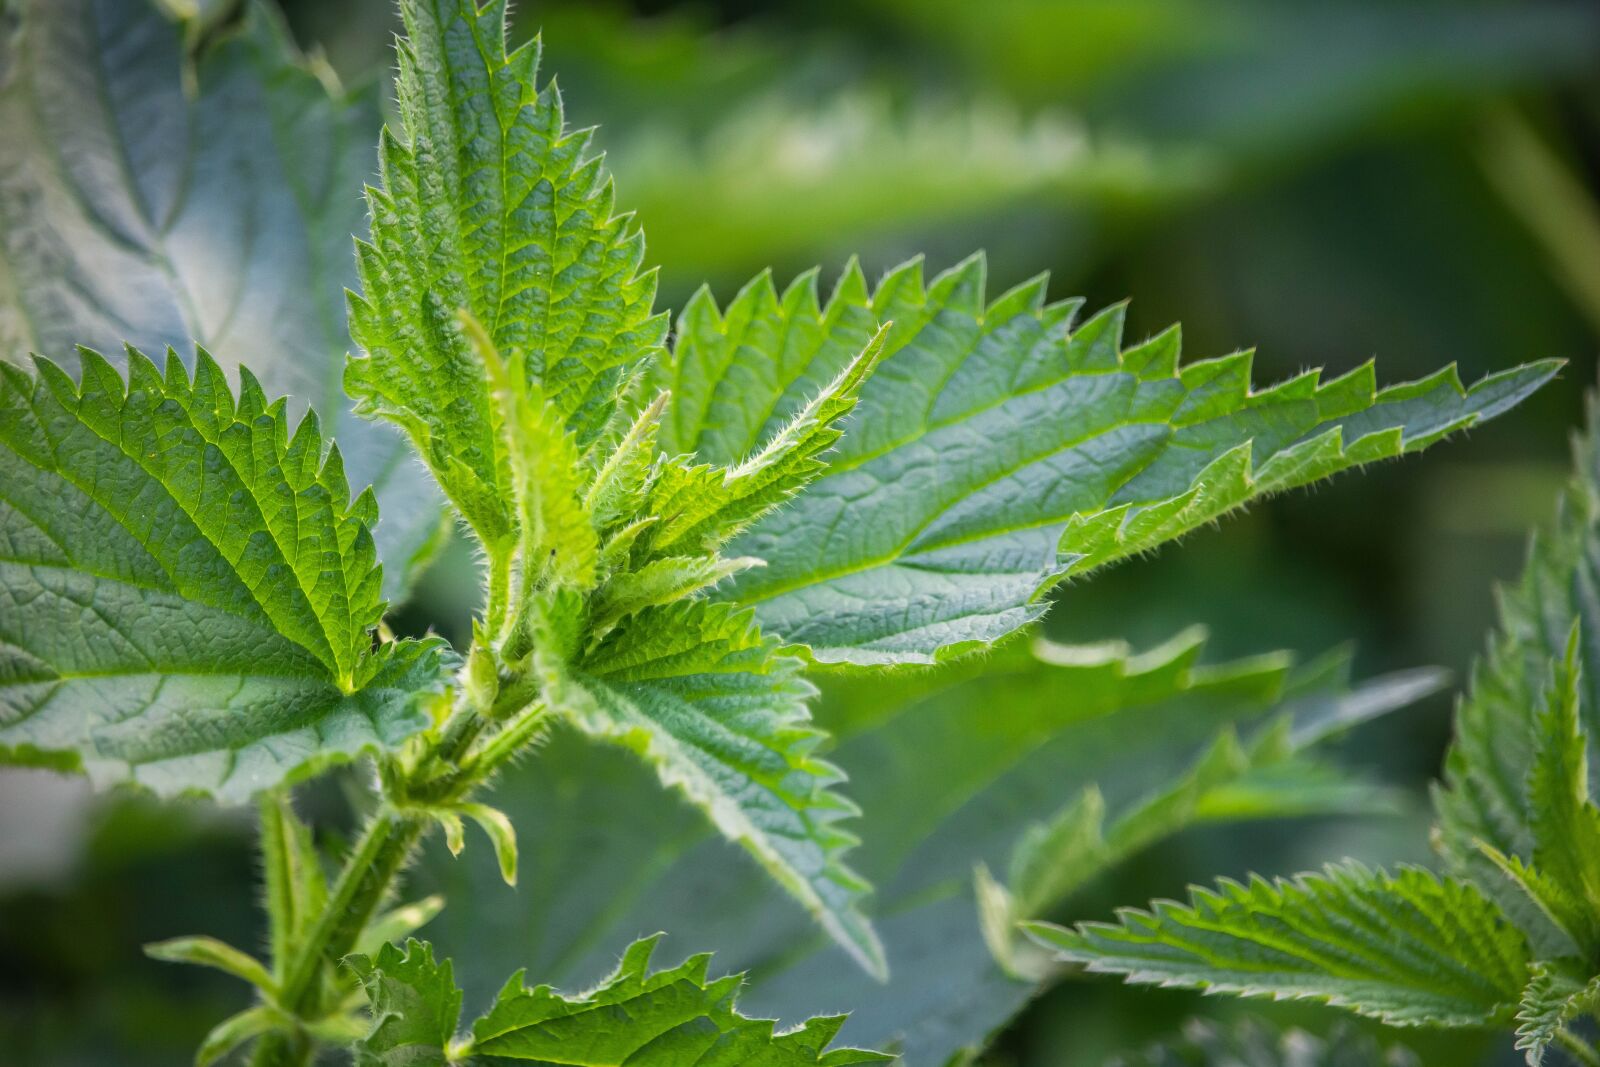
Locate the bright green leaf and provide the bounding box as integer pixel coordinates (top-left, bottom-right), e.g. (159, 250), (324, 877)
(350, 936), (890, 1065)
(1514, 959), (1600, 1066)
(546, 599), (885, 979)
(1436, 392), (1600, 954)
(1028, 862), (1532, 1029)
(349, 939), (462, 1067)
(0, 350), (449, 800)
(346, 0), (666, 550)
(654, 256), (1557, 664)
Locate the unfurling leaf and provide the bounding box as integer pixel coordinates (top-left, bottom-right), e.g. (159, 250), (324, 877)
(1514, 959), (1600, 1066)
(346, 0), (665, 550)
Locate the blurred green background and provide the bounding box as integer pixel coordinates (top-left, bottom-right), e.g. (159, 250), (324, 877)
(4, 0), (1599, 1062)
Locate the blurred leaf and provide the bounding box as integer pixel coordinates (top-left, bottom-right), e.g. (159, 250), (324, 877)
(421, 629), (1429, 1063)
(1108, 1017), (1418, 1067)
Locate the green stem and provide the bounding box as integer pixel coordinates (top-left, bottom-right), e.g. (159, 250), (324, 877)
(469, 700), (548, 777)
(252, 638), (544, 1061)
(276, 807), (427, 1016)
(1558, 1030), (1600, 1067)
(247, 1028), (312, 1067)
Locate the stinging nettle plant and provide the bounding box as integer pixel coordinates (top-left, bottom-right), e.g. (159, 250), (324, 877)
(0, 0), (1563, 1063)
(1031, 390), (1600, 1065)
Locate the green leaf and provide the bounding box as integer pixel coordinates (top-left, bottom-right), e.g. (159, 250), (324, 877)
(1505, 626), (1600, 956)
(1109, 1018), (1418, 1067)
(421, 631), (1432, 1063)
(1514, 959), (1600, 1066)
(194, 1006), (283, 1067)
(349, 939), (461, 1067)
(350, 936), (890, 1065)
(547, 600), (884, 979)
(356, 896), (447, 960)
(0, 0), (444, 599)
(1436, 391), (1600, 954)
(144, 935), (276, 994)
(0, 349), (449, 799)
(458, 802), (519, 888)
(975, 657), (1428, 981)
(653, 256), (1557, 664)
(346, 0), (666, 550)
(466, 312), (600, 597)
(1028, 862), (1532, 1029)
(643, 325), (890, 557)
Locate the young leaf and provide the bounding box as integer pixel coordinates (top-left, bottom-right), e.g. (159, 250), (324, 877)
(346, 0), (666, 549)
(545, 600), (885, 979)
(0, 350), (448, 799)
(654, 257), (1558, 664)
(348, 939), (462, 1067)
(644, 326), (890, 556)
(194, 1006), (283, 1067)
(1435, 390), (1600, 952)
(143, 936), (276, 994)
(975, 662), (1431, 981)
(0, 0), (444, 599)
(351, 935), (890, 1065)
(1515, 959), (1600, 1066)
(1513, 628), (1600, 955)
(1027, 862), (1532, 1029)
(465, 313), (599, 597)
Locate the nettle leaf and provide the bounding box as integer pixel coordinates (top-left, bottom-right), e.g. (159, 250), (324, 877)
(651, 256), (1558, 664)
(545, 599), (885, 979)
(350, 936), (890, 1066)
(347, 0), (667, 551)
(420, 632), (1432, 1062)
(0, 350), (447, 800)
(1110, 1018), (1418, 1067)
(0, 0), (444, 599)
(975, 654), (1430, 981)
(1028, 862), (1532, 1029)
(1515, 959), (1600, 1066)
(1436, 390), (1600, 954)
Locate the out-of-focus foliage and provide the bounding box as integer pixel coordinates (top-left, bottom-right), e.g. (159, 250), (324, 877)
(416, 632), (1438, 1063)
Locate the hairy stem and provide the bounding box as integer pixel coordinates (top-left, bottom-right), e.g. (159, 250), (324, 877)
(252, 642), (540, 1062)
(1558, 1030), (1600, 1067)
(273, 808), (427, 1020)
(248, 1028), (312, 1067)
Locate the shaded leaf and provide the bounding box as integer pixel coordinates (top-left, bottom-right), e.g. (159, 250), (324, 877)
(0, 0), (444, 598)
